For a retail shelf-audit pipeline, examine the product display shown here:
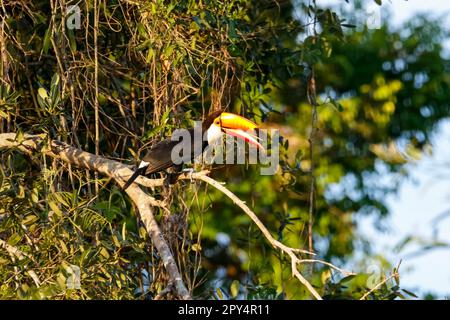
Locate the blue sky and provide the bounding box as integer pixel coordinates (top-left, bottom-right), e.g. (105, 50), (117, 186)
(317, 0), (450, 298)
(359, 121), (450, 298)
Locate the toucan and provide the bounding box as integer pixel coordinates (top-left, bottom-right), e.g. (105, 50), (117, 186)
(122, 111), (264, 190)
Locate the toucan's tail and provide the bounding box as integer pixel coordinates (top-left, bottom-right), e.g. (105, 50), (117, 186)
(123, 166), (146, 190)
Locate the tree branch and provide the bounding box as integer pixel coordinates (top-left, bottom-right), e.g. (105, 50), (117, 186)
(0, 133), (190, 299)
(0, 238), (41, 287)
(190, 174), (323, 300)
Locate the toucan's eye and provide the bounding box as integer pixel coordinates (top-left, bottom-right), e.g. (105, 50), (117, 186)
(215, 119), (220, 125)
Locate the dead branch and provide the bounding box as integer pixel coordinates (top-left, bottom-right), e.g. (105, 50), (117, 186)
(190, 174), (323, 300)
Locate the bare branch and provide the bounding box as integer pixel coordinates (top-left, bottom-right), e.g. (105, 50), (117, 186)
(191, 174), (323, 300)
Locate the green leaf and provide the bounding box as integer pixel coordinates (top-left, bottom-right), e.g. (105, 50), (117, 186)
(136, 39), (152, 51)
(121, 222), (127, 242)
(146, 48), (155, 63)
(48, 200), (63, 216)
(38, 87), (48, 100)
(142, 125), (164, 141)
(22, 214), (39, 226)
(228, 20), (238, 40)
(330, 98), (344, 112)
(401, 289), (418, 298)
(68, 29), (77, 51)
(42, 27), (51, 54)
(230, 280), (240, 298)
(8, 233), (22, 246)
(15, 128), (24, 143)
(340, 274), (356, 283)
(50, 74), (60, 102)
(216, 287), (224, 300)
(164, 44), (175, 58)
(160, 108), (172, 125)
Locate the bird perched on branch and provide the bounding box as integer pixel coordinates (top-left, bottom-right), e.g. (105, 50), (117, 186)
(123, 111), (263, 190)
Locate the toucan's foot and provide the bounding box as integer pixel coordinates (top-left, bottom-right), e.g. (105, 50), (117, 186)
(182, 168), (195, 183)
(161, 164), (183, 185)
(167, 172), (181, 184)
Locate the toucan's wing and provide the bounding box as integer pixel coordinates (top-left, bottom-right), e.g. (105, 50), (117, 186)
(141, 139), (177, 175)
(143, 128), (200, 175)
(123, 139), (178, 190)
(124, 128), (199, 190)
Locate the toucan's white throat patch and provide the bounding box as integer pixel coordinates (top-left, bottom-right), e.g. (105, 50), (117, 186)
(206, 124), (223, 146)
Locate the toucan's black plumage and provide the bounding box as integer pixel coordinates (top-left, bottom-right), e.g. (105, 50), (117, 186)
(123, 110), (222, 190)
(122, 110), (263, 190)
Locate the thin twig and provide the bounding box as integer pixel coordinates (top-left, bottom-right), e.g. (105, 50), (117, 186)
(93, 0), (100, 196)
(297, 259), (355, 276)
(306, 0), (319, 265)
(360, 272), (397, 300)
(0, 238), (41, 287)
(360, 261), (402, 300)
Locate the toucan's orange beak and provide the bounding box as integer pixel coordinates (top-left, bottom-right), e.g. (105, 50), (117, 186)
(214, 112), (264, 151)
